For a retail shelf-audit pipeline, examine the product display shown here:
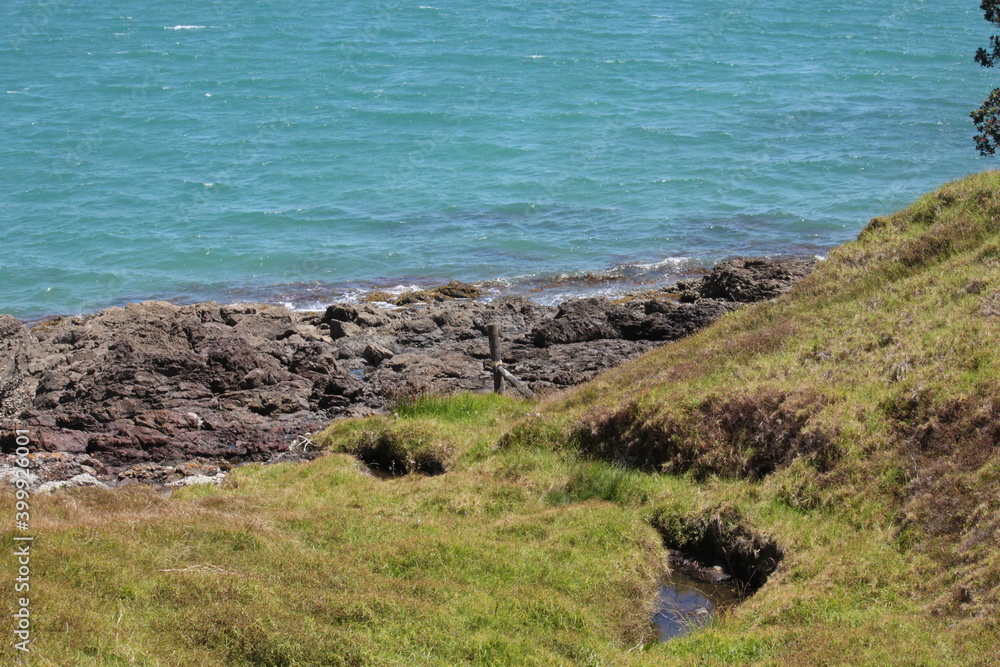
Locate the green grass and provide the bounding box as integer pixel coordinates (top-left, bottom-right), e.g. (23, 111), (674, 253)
(2, 396), (668, 666)
(6, 173), (1000, 664)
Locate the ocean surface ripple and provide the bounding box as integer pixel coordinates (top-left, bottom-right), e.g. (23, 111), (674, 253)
(0, 0), (991, 318)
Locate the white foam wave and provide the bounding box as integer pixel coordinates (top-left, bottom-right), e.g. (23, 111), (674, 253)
(165, 25), (209, 30)
(281, 301), (324, 313)
(613, 256), (696, 273)
(359, 284), (425, 301)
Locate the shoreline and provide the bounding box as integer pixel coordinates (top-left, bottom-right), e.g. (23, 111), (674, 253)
(1, 255), (816, 490)
(9, 250), (826, 327)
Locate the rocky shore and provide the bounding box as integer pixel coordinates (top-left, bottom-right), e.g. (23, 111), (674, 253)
(0, 257), (814, 489)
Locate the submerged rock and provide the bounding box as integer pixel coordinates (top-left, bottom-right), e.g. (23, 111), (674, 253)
(363, 280), (483, 306)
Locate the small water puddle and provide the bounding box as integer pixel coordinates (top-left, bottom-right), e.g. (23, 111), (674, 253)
(653, 552), (742, 640)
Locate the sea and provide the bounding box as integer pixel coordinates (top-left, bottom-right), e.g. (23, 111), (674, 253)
(1, 0), (994, 320)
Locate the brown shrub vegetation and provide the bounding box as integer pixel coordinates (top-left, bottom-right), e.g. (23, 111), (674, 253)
(576, 389), (838, 480)
(887, 391), (1000, 616)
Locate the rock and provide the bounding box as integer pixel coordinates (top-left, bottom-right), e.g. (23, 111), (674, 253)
(167, 472), (226, 488)
(118, 463), (178, 483)
(531, 317), (615, 347)
(36, 473), (107, 493)
(435, 281), (482, 299)
(324, 304), (391, 328)
(621, 300), (740, 341)
(0, 452), (104, 488)
(337, 337), (372, 360)
(335, 335), (395, 361)
(33, 428), (90, 454)
(287, 324), (329, 342)
(323, 304), (356, 323)
(506, 339), (655, 387)
(395, 317), (443, 347)
(553, 297), (614, 320)
(133, 410), (202, 435)
(475, 296), (556, 338)
(363, 344), (394, 366)
(0, 314), (40, 420)
(317, 372), (365, 400)
(0, 467), (38, 489)
(400, 318), (439, 335)
(697, 258), (815, 302)
(393, 292), (431, 306)
(174, 459), (227, 478)
(530, 298), (622, 347)
(363, 281), (482, 306)
(328, 320), (363, 339)
(368, 349), (485, 396)
(431, 306), (481, 332)
(0, 255), (814, 485)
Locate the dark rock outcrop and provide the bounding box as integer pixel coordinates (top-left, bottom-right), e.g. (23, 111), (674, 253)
(0, 315), (40, 421)
(679, 257), (814, 303)
(0, 257), (814, 485)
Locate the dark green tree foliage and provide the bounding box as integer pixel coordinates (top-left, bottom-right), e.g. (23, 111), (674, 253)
(973, 0), (1000, 155)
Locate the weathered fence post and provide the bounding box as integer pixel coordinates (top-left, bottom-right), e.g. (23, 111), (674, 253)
(487, 323), (505, 394)
(497, 365), (535, 398)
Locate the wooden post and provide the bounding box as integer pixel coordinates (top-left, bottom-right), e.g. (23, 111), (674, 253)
(487, 323), (505, 394)
(497, 366), (536, 398)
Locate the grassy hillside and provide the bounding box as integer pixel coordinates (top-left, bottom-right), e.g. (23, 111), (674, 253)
(518, 171), (1000, 663)
(4, 173), (1000, 665)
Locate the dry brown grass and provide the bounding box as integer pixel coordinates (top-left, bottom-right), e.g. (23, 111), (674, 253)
(575, 389), (837, 480)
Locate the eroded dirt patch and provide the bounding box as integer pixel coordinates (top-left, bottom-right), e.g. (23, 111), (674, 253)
(332, 419), (453, 478)
(650, 508), (783, 595)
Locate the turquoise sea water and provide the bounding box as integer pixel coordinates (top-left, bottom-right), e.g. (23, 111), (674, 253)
(1, 0), (994, 319)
